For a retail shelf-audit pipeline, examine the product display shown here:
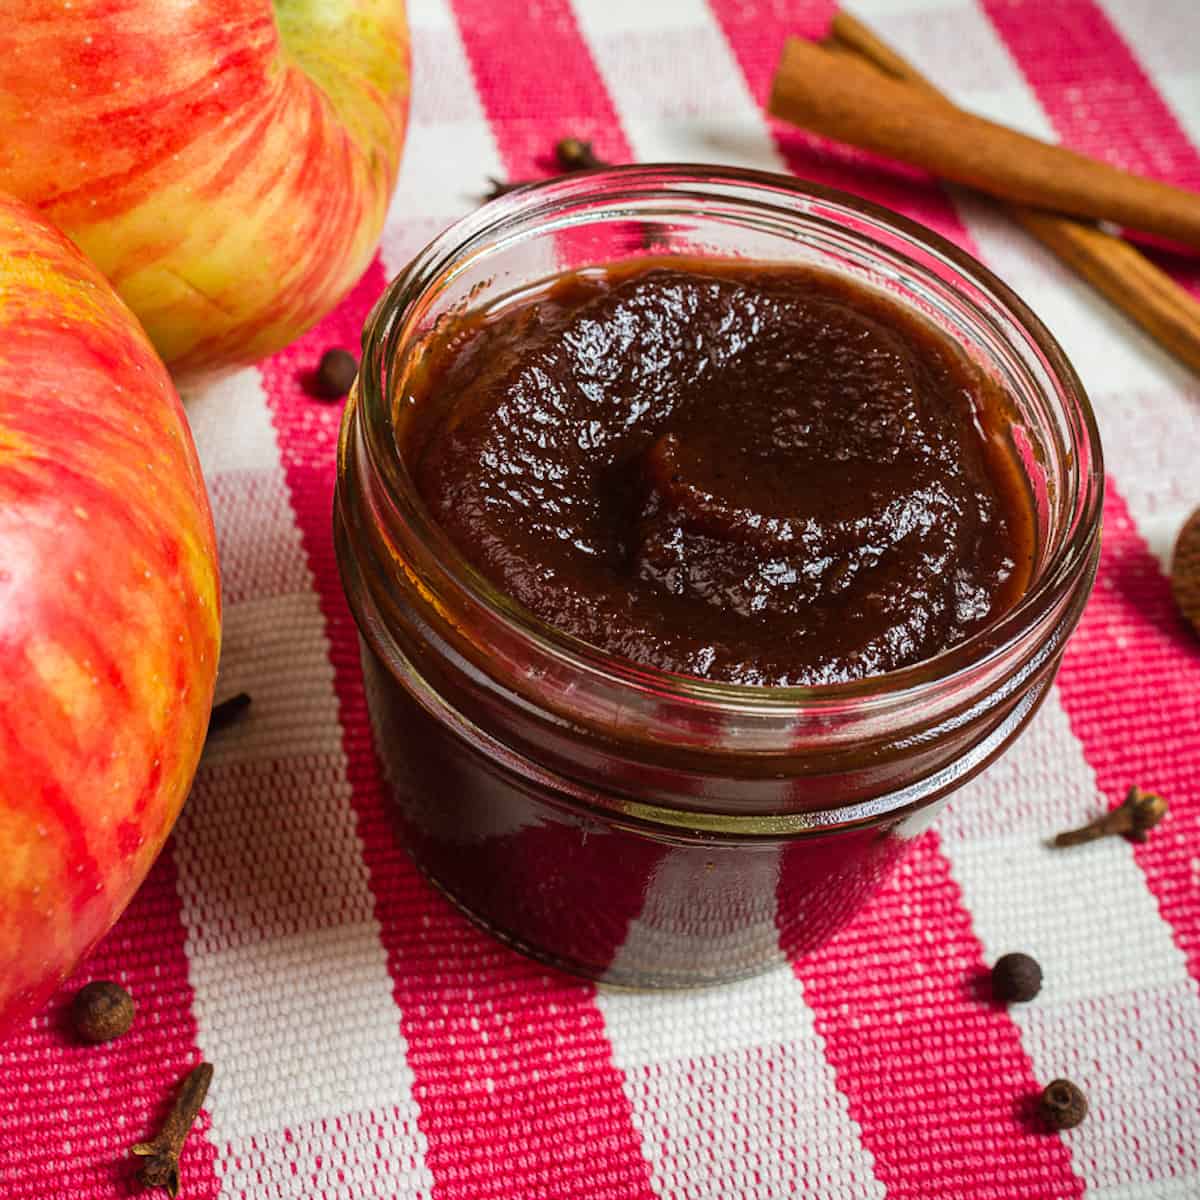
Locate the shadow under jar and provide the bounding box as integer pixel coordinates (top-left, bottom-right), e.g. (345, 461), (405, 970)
(335, 166), (1103, 988)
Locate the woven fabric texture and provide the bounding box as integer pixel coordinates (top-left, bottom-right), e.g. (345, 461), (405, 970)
(2, 1), (1198, 1196)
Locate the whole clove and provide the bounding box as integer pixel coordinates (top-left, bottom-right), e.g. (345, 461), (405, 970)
(131, 1063), (214, 1198)
(1054, 785), (1168, 847)
(484, 136), (615, 202)
(554, 137), (609, 171)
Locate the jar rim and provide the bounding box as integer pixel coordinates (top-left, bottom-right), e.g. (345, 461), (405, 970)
(354, 164), (1103, 716)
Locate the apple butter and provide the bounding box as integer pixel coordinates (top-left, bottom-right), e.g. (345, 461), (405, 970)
(406, 258), (1034, 685)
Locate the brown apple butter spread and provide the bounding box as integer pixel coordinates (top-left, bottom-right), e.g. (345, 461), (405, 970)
(404, 258), (1034, 686)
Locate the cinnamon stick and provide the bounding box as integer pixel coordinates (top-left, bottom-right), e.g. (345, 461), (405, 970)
(822, 10), (1200, 376)
(1008, 212), (1200, 374)
(827, 11), (936, 94)
(769, 35), (1200, 250)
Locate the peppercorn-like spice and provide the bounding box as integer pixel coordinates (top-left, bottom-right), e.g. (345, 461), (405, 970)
(131, 1062), (213, 1198)
(70, 980), (134, 1043)
(1171, 506), (1200, 635)
(1054, 785), (1168, 847)
(991, 952), (1042, 1003)
(1039, 1078), (1088, 1130)
(311, 348), (358, 399)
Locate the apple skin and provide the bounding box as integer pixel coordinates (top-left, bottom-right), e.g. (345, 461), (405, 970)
(0, 193), (221, 1039)
(0, 0), (409, 382)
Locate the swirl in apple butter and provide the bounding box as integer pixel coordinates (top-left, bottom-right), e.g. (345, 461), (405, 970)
(405, 259), (1033, 686)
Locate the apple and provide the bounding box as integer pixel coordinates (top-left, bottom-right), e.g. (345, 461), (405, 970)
(0, 0), (410, 382)
(0, 193), (221, 1038)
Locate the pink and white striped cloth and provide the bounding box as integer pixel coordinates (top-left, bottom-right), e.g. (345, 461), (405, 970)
(3, 1), (1198, 1196)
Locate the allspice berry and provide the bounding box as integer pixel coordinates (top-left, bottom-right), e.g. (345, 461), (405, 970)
(1039, 1078), (1088, 1130)
(70, 980), (135, 1043)
(992, 952), (1043, 1003)
(1171, 506), (1200, 635)
(312, 348), (358, 399)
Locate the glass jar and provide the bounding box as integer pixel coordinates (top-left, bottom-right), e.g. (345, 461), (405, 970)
(335, 166), (1103, 988)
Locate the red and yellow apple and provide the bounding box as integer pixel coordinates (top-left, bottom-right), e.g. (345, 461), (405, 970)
(0, 193), (221, 1038)
(0, 0), (409, 382)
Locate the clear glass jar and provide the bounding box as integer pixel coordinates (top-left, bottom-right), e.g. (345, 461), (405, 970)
(335, 166), (1103, 987)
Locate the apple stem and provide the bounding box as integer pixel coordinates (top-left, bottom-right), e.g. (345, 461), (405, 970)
(207, 692), (251, 736)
